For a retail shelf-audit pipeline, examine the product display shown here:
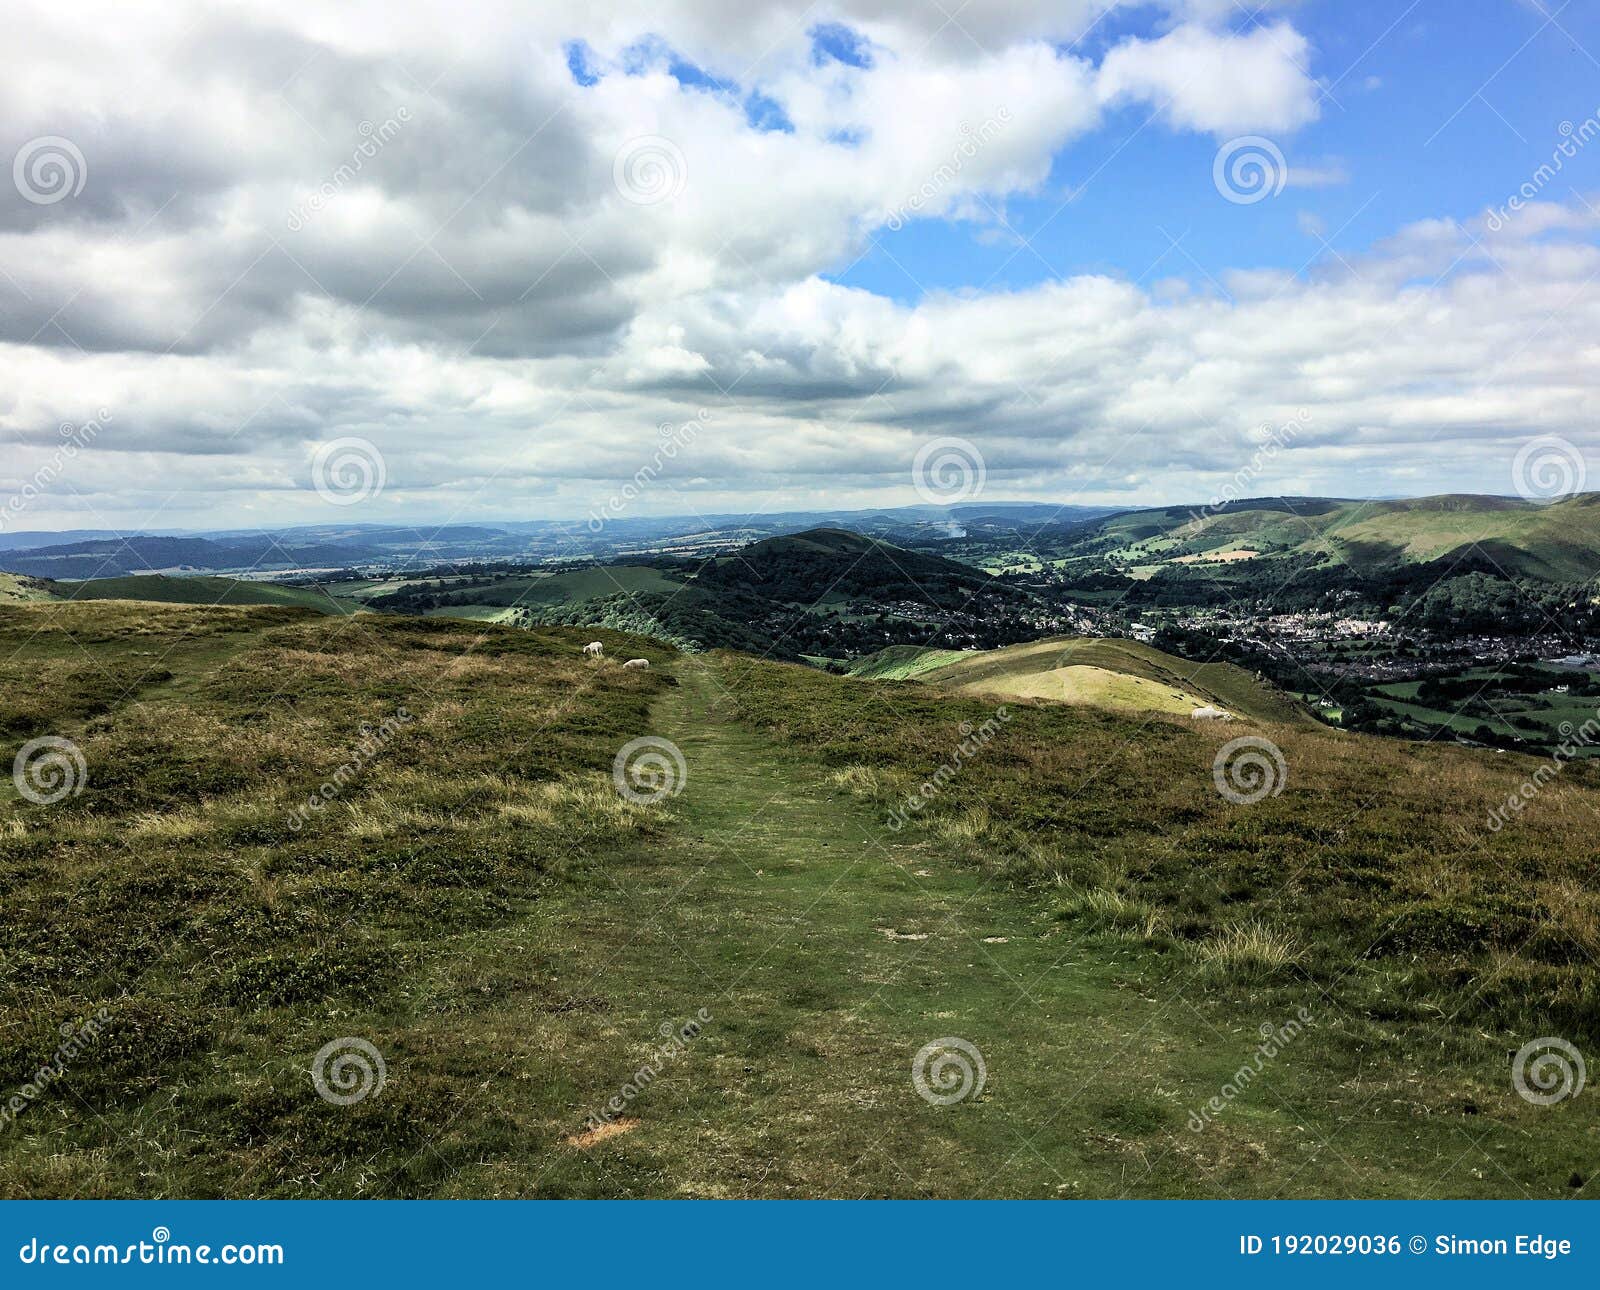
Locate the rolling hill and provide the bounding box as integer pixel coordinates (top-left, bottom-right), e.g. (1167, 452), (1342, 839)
(690, 527), (992, 606)
(1039, 493), (1600, 582)
(57, 575), (354, 613)
(867, 636), (1313, 724)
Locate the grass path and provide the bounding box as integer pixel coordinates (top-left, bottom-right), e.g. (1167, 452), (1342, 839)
(438, 658), (1576, 1199)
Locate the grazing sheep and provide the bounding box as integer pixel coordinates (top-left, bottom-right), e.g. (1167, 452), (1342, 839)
(582, 641), (604, 657)
(622, 658), (650, 670)
(1190, 705), (1232, 721)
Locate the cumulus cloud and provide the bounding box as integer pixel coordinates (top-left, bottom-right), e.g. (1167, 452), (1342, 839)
(0, 1), (1593, 532)
(1095, 22), (1322, 136)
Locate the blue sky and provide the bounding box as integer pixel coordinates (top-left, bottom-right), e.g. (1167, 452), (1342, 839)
(836, 3), (1600, 300)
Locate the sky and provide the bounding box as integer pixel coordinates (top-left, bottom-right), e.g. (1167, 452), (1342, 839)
(4, 0), (1600, 533)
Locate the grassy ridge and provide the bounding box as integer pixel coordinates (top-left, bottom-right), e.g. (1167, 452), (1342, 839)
(0, 603), (674, 1196)
(59, 575), (354, 614)
(710, 652), (1600, 1048)
(1060, 493), (1600, 580)
(910, 637), (1314, 725)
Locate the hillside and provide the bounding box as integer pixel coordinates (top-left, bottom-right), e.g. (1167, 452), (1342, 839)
(846, 644), (974, 680)
(1036, 493), (1600, 582)
(0, 573), (59, 605)
(690, 528), (992, 606)
(906, 636), (1313, 724)
(1, 598), (1594, 1198)
(58, 574), (354, 613)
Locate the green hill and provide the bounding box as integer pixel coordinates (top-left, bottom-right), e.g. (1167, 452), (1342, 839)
(691, 527), (991, 606)
(911, 636), (1314, 724)
(1052, 493), (1600, 581)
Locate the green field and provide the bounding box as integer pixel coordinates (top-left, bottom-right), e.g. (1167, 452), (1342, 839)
(0, 602), (1595, 1198)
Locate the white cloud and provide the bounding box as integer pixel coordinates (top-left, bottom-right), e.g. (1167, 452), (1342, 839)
(1095, 22), (1321, 136)
(0, 1), (1592, 532)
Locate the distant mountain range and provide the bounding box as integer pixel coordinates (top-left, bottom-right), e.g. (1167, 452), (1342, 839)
(0, 503), (1111, 578)
(4, 493), (1598, 587)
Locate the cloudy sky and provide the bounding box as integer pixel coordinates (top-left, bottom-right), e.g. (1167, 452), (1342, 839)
(4, 0), (1600, 532)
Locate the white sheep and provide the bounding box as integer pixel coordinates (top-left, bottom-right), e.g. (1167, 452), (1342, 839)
(583, 641), (604, 657)
(622, 658), (650, 670)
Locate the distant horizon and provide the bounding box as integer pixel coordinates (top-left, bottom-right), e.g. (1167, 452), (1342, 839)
(2, 488), (1591, 541)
